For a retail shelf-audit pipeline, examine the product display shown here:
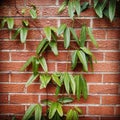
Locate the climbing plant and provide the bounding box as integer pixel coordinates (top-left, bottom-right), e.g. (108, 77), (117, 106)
(1, 0), (119, 120)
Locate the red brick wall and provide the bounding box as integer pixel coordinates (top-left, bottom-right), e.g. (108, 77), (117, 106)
(0, 0), (120, 120)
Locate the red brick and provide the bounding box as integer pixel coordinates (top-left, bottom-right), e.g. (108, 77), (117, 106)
(0, 30), (9, 39)
(103, 74), (120, 83)
(102, 95), (120, 104)
(93, 18), (120, 28)
(89, 84), (119, 94)
(0, 105), (25, 114)
(78, 117), (99, 120)
(10, 95), (38, 104)
(88, 106), (114, 115)
(26, 41), (39, 50)
(101, 117), (120, 120)
(0, 73), (9, 82)
(0, 6), (9, 16)
(0, 41), (24, 50)
(107, 30), (120, 39)
(0, 84), (25, 93)
(115, 106), (120, 115)
(92, 52), (103, 61)
(0, 94), (8, 103)
(61, 19), (90, 28)
(0, 52), (9, 61)
(93, 30), (106, 39)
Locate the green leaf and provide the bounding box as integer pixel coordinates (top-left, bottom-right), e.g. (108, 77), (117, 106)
(51, 31), (57, 41)
(63, 73), (70, 94)
(58, 1), (67, 13)
(69, 27), (79, 45)
(80, 25), (87, 47)
(22, 104), (36, 120)
(71, 50), (78, 70)
(0, 18), (7, 28)
(109, 0), (116, 22)
(74, 0), (81, 16)
(36, 39), (48, 55)
(32, 57), (39, 75)
(49, 41), (58, 55)
(35, 104), (42, 120)
(55, 86), (60, 96)
(80, 47), (93, 56)
(81, 2), (89, 12)
(87, 27), (98, 48)
(101, 0), (108, 11)
(52, 73), (62, 87)
(58, 97), (73, 104)
(56, 103), (63, 117)
(21, 56), (34, 71)
(77, 50), (88, 72)
(30, 8), (37, 19)
(73, 110), (78, 120)
(20, 27), (28, 43)
(40, 74), (51, 89)
(66, 109), (73, 120)
(49, 102), (57, 119)
(39, 57), (48, 72)
(63, 27), (70, 49)
(26, 74), (39, 87)
(74, 107), (82, 114)
(41, 99), (52, 106)
(68, 1), (74, 19)
(7, 18), (14, 29)
(57, 24), (66, 35)
(69, 74), (76, 95)
(22, 20), (29, 27)
(12, 28), (21, 40)
(44, 27), (51, 41)
(103, 8), (109, 18)
(93, 0), (99, 8)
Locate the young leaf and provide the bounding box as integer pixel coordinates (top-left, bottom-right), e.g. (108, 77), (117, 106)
(74, 107), (82, 114)
(35, 104), (42, 120)
(73, 110), (78, 120)
(58, 97), (73, 104)
(52, 73), (61, 87)
(39, 57), (48, 72)
(56, 103), (63, 117)
(87, 27), (98, 47)
(22, 104), (36, 120)
(80, 25), (87, 47)
(7, 18), (14, 29)
(63, 27), (70, 49)
(49, 41), (58, 55)
(22, 20), (29, 27)
(80, 47), (93, 56)
(21, 56), (34, 71)
(77, 50), (88, 72)
(71, 50), (78, 70)
(74, 0), (81, 16)
(68, 1), (74, 19)
(69, 27), (79, 45)
(48, 102), (57, 119)
(81, 2), (89, 12)
(44, 27), (51, 41)
(30, 7), (37, 19)
(40, 74), (51, 89)
(26, 74), (39, 87)
(109, 0), (116, 22)
(58, 1), (67, 13)
(20, 27), (28, 43)
(57, 24), (66, 35)
(12, 27), (21, 40)
(66, 109), (73, 120)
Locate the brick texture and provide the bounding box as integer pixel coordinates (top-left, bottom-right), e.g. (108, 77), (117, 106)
(0, 0), (119, 119)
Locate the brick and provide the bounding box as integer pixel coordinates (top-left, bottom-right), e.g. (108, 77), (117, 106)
(0, 105), (25, 114)
(0, 41), (24, 50)
(93, 30), (106, 39)
(102, 95), (120, 105)
(0, 6), (9, 16)
(0, 52), (9, 61)
(26, 41), (39, 50)
(0, 94), (8, 103)
(88, 106), (114, 115)
(103, 74), (120, 83)
(101, 117), (120, 120)
(0, 30), (9, 39)
(115, 106), (120, 115)
(93, 18), (120, 28)
(61, 19), (90, 28)
(92, 52), (103, 61)
(10, 95), (38, 104)
(0, 62), (24, 71)
(0, 84), (25, 93)
(107, 30), (120, 39)
(0, 73), (9, 82)
(78, 117), (99, 120)
(26, 0), (56, 6)
(89, 84), (119, 94)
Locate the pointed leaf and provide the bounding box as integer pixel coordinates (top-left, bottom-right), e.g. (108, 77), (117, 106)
(22, 104), (36, 120)
(22, 20), (29, 27)
(58, 1), (67, 13)
(87, 27), (98, 47)
(26, 74), (39, 87)
(57, 24), (66, 35)
(74, 107), (82, 114)
(7, 18), (14, 29)
(41, 99), (52, 106)
(30, 8), (37, 19)
(109, 0), (116, 22)
(66, 109), (73, 120)
(64, 27), (70, 49)
(12, 28), (21, 40)
(73, 110), (78, 120)
(20, 27), (28, 43)
(39, 57), (48, 72)
(68, 1), (74, 19)
(58, 97), (73, 104)
(81, 2), (89, 12)
(77, 50), (88, 72)
(74, 0), (81, 16)
(21, 56), (34, 71)
(80, 47), (93, 56)
(49, 41), (58, 55)
(32, 57), (39, 75)
(71, 50), (78, 70)
(44, 27), (51, 41)
(52, 73), (61, 87)
(55, 86), (60, 96)
(93, 0), (99, 8)
(101, 0), (108, 11)
(35, 104), (42, 120)
(56, 103), (63, 117)
(1, 18), (7, 28)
